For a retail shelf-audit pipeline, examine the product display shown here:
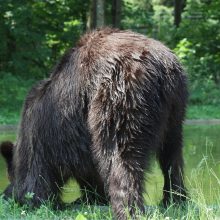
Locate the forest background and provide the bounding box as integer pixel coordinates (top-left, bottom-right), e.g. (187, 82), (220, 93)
(0, 0), (220, 124)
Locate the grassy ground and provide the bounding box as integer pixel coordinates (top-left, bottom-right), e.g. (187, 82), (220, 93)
(1, 162), (220, 220)
(186, 105), (220, 119)
(0, 192), (219, 219)
(0, 130), (220, 219)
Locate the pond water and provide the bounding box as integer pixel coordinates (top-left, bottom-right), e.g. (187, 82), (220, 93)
(0, 125), (220, 205)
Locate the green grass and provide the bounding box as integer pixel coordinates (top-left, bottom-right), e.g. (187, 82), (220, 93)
(0, 199), (113, 220)
(0, 193), (219, 219)
(186, 105), (220, 119)
(0, 110), (20, 125)
(1, 163), (220, 220)
(0, 126), (220, 219)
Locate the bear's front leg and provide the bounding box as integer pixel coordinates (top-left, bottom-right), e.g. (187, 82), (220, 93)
(2, 183), (14, 200)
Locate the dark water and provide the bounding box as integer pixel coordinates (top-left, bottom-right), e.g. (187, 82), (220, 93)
(0, 125), (220, 204)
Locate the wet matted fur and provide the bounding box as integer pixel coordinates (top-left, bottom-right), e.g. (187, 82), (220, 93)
(1, 28), (188, 220)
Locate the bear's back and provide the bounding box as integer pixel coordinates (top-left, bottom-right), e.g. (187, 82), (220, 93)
(72, 28), (181, 92)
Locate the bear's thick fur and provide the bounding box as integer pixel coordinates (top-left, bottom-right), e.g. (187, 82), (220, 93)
(1, 28), (188, 219)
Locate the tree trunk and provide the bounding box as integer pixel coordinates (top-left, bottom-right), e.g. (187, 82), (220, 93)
(87, 0), (96, 30)
(112, 0), (121, 28)
(174, 0), (185, 27)
(87, 0), (105, 29)
(96, 0), (105, 28)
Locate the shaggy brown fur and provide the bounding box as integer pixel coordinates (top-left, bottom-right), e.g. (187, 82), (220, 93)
(1, 28), (188, 220)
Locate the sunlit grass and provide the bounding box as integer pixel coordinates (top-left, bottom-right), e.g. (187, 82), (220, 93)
(0, 166), (220, 220)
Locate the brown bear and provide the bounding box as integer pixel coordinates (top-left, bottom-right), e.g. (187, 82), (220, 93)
(1, 28), (188, 220)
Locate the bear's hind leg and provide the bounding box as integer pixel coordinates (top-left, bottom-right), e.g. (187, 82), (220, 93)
(88, 115), (147, 219)
(158, 117), (187, 206)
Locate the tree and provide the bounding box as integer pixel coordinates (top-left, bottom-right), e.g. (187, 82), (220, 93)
(87, 0), (105, 29)
(96, 0), (105, 27)
(112, 0), (122, 28)
(174, 0), (186, 27)
(0, 0), (87, 79)
(87, 0), (96, 29)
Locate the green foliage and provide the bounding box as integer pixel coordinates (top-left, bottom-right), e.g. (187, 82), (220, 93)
(174, 0), (220, 105)
(151, 2), (176, 45)
(0, 73), (32, 110)
(24, 192), (35, 200)
(136, 0), (220, 107)
(174, 38), (196, 61)
(0, 0), (87, 79)
(0, 1), (89, 124)
(0, 73), (35, 124)
(122, 0), (154, 33)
